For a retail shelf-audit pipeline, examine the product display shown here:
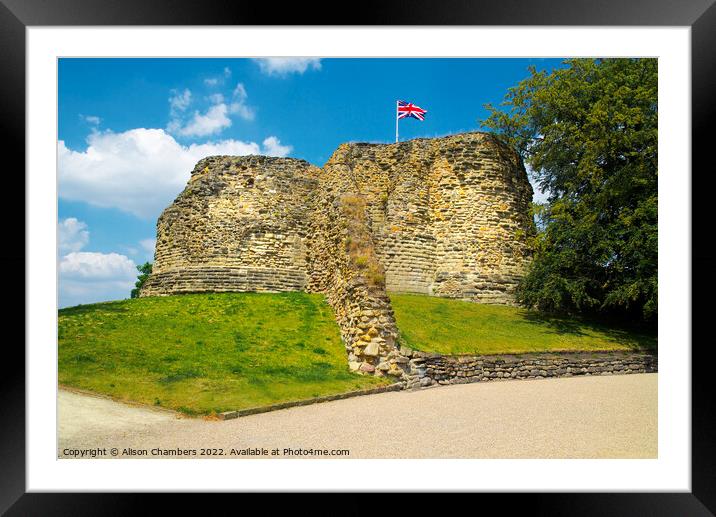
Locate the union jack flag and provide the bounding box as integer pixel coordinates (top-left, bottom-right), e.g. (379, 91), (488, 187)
(397, 100), (427, 121)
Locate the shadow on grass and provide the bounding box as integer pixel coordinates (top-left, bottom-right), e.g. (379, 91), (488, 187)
(521, 310), (657, 351)
(522, 310), (588, 336)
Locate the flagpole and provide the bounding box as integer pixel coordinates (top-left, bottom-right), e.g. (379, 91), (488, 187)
(395, 100), (399, 143)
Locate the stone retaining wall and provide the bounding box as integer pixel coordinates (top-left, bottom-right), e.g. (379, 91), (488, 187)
(403, 350), (657, 388)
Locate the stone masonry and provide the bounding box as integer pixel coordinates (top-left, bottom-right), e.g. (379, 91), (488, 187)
(323, 133), (534, 303)
(140, 132), (537, 380)
(140, 155), (320, 296)
(405, 350), (657, 389)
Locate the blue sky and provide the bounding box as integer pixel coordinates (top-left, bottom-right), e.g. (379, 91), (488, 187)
(58, 57), (564, 307)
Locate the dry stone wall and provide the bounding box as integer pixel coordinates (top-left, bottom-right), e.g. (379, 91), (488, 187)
(404, 350), (657, 388)
(140, 132), (536, 379)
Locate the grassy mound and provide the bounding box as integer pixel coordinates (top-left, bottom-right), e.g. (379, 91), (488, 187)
(58, 292), (387, 415)
(390, 294), (656, 355)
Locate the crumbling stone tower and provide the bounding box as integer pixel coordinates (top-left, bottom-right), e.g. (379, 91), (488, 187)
(140, 132), (534, 380)
(140, 155), (319, 295)
(322, 133), (534, 303)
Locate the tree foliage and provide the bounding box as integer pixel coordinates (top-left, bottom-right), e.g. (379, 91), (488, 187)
(130, 262), (153, 299)
(483, 58), (657, 325)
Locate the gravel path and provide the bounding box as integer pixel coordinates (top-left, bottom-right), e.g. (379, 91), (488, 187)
(58, 373), (657, 459)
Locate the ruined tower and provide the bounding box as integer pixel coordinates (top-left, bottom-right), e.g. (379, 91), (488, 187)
(321, 132), (534, 304)
(140, 155), (320, 296)
(140, 132), (534, 379)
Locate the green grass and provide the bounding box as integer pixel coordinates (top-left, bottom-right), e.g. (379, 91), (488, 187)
(390, 293), (657, 355)
(58, 292), (387, 415)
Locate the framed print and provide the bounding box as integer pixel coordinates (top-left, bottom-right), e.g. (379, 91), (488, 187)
(3, 0), (715, 513)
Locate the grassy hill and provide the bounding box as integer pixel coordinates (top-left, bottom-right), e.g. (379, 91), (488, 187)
(390, 294), (656, 355)
(58, 291), (656, 416)
(58, 292), (388, 415)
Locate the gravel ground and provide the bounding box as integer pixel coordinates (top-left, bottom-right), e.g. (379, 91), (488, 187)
(58, 373), (657, 459)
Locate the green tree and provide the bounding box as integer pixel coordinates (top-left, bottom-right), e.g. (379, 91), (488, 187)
(483, 58), (657, 325)
(130, 262), (153, 299)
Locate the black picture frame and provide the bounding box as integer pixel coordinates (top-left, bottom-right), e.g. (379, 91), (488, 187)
(2, 0), (713, 513)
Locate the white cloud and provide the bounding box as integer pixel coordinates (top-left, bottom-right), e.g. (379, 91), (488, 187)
(224, 67), (232, 78)
(81, 115), (101, 125)
(169, 83), (254, 137)
(228, 83), (255, 121)
(58, 218), (89, 253)
(204, 77), (219, 87)
(254, 58), (322, 76)
(261, 136), (292, 157)
(167, 89), (195, 134)
(233, 83), (247, 99)
(58, 128), (291, 219)
(60, 251), (136, 280)
(140, 238), (156, 254)
(208, 93), (224, 104)
(176, 103), (232, 137)
(58, 252), (138, 308)
(169, 89), (192, 114)
(229, 103), (254, 121)
(59, 129), (191, 218)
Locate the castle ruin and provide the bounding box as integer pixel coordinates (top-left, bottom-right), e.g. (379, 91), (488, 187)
(140, 132), (534, 382)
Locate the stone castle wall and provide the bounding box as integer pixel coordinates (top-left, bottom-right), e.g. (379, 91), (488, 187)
(323, 133), (534, 303)
(140, 155), (319, 296)
(140, 132), (535, 379)
(304, 161), (407, 378)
